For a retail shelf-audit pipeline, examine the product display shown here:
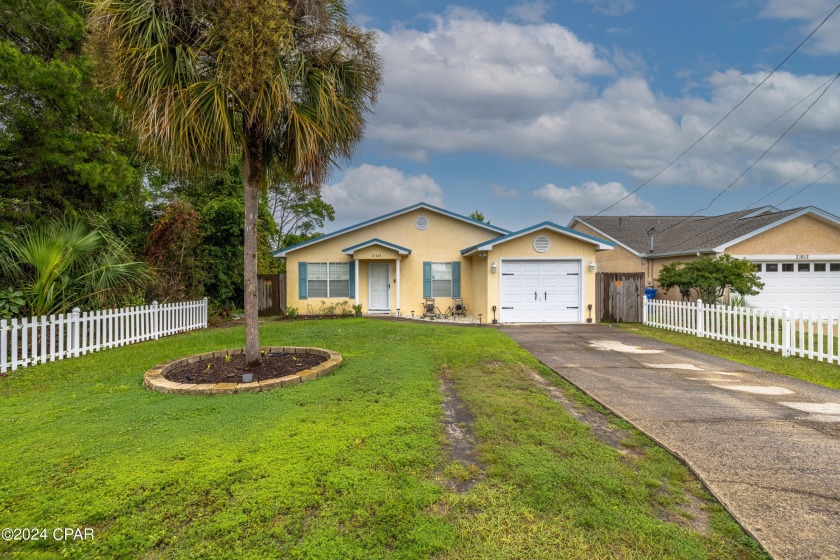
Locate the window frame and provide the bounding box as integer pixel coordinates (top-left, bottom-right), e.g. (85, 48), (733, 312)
(307, 262), (350, 298)
(430, 262), (453, 298)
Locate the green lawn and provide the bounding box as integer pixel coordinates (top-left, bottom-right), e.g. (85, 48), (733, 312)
(0, 319), (768, 559)
(620, 323), (840, 390)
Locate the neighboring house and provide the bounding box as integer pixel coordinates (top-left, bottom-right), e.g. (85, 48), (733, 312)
(274, 202), (614, 323)
(569, 206), (840, 316)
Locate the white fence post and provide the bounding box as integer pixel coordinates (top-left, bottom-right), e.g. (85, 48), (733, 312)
(203, 297), (209, 328)
(782, 306), (791, 357)
(152, 301), (159, 340)
(696, 299), (704, 338)
(71, 307), (81, 358)
(1, 319), (7, 374)
(642, 295), (648, 324)
(10, 319), (18, 371)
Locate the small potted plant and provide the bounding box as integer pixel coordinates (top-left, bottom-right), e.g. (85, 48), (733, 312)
(352, 303), (363, 317)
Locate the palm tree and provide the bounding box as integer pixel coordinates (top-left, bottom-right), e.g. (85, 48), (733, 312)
(87, 0), (381, 365)
(0, 215), (149, 316)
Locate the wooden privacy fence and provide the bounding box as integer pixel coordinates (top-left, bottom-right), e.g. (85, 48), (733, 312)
(258, 274), (286, 316)
(1, 298), (208, 374)
(596, 272), (644, 322)
(644, 298), (839, 364)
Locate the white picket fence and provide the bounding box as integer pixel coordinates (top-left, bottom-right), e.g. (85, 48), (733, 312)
(643, 298), (839, 364)
(0, 298), (208, 374)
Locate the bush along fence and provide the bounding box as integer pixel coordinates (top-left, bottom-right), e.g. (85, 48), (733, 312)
(643, 298), (839, 364)
(1, 299), (208, 374)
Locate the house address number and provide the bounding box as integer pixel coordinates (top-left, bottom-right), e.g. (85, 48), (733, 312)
(796, 254), (809, 260)
(371, 253), (382, 258)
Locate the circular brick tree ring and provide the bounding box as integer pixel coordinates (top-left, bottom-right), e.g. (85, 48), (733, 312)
(144, 346), (342, 395)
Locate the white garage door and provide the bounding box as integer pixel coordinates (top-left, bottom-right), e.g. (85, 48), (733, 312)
(500, 260), (581, 323)
(750, 261), (840, 316)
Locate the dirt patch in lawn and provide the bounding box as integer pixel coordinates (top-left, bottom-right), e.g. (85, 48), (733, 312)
(525, 369), (641, 459)
(439, 371), (483, 492)
(164, 352), (326, 384)
(525, 368), (710, 536)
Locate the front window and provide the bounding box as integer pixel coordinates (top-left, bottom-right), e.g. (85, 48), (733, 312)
(308, 262), (350, 298)
(431, 262), (452, 297)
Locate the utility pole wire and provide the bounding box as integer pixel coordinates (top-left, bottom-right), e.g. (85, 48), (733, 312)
(744, 146), (840, 209)
(631, 75), (837, 217)
(776, 161), (840, 207)
(590, 2), (840, 218)
(656, 72), (839, 237)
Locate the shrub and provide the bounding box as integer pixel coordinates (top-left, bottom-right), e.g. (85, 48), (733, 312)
(0, 288), (26, 319)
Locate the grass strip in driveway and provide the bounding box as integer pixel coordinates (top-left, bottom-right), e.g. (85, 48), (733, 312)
(0, 319), (767, 559)
(618, 323), (840, 390)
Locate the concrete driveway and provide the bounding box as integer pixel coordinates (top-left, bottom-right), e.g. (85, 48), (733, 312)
(501, 323), (840, 560)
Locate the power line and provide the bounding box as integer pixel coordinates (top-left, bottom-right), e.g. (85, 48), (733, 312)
(632, 75), (837, 216)
(744, 146), (840, 209)
(652, 149), (840, 254)
(590, 2), (840, 218)
(775, 161), (840, 206)
(656, 72), (839, 237)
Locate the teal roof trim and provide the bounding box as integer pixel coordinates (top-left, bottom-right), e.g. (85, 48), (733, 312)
(461, 221), (615, 254)
(273, 202), (510, 257)
(342, 238), (412, 255)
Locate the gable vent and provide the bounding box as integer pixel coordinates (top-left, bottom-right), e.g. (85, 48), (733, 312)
(415, 216), (429, 230)
(533, 235), (550, 253)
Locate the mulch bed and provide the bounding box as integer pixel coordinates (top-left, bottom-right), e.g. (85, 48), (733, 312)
(163, 352), (327, 384)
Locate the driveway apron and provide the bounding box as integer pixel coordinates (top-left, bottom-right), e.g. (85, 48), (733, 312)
(501, 323), (840, 560)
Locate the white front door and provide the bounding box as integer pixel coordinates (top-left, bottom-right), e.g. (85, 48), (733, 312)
(500, 260), (581, 323)
(368, 263), (391, 311)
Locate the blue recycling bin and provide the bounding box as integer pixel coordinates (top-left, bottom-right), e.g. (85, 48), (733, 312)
(644, 287), (658, 300)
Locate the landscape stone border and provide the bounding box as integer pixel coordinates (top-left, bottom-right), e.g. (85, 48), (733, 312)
(143, 346), (342, 395)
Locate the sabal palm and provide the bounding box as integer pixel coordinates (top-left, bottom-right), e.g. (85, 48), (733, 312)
(87, 0), (380, 364)
(0, 216), (149, 316)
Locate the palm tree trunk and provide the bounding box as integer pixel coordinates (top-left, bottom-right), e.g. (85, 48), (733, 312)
(242, 139), (262, 366)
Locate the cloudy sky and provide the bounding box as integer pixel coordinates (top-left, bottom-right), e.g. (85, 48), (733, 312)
(318, 0), (840, 231)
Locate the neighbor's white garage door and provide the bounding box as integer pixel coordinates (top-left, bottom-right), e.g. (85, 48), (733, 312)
(751, 261), (840, 316)
(500, 260), (581, 323)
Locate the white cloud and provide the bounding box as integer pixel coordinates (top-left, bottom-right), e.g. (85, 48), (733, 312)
(373, 8), (615, 141)
(506, 0), (551, 23)
(576, 0), (635, 17)
(492, 185), (520, 198)
(760, 0), (840, 54)
(322, 164), (444, 223)
(533, 181), (653, 217)
(370, 9), (840, 194)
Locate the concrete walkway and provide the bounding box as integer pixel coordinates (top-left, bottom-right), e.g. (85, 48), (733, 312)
(501, 323), (840, 560)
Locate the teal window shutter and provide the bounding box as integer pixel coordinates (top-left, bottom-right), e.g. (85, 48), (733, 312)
(348, 262), (355, 299)
(423, 262), (432, 298)
(299, 262), (308, 299)
(452, 261), (461, 298)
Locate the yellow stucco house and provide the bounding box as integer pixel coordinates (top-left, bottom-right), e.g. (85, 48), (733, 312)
(274, 202), (614, 323)
(569, 206), (840, 316)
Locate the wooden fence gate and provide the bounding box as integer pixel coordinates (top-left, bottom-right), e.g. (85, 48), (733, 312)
(258, 274), (286, 316)
(596, 272), (644, 323)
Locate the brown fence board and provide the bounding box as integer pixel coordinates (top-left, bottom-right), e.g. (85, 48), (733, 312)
(596, 272), (644, 322)
(258, 274), (286, 316)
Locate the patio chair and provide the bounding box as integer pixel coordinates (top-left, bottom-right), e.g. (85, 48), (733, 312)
(423, 298), (436, 318)
(451, 298), (467, 317)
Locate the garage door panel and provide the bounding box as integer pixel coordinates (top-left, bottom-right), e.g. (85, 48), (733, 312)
(750, 262), (840, 316)
(500, 260), (580, 323)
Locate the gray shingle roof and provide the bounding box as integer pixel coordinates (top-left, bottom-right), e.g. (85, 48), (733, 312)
(572, 207), (808, 255)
